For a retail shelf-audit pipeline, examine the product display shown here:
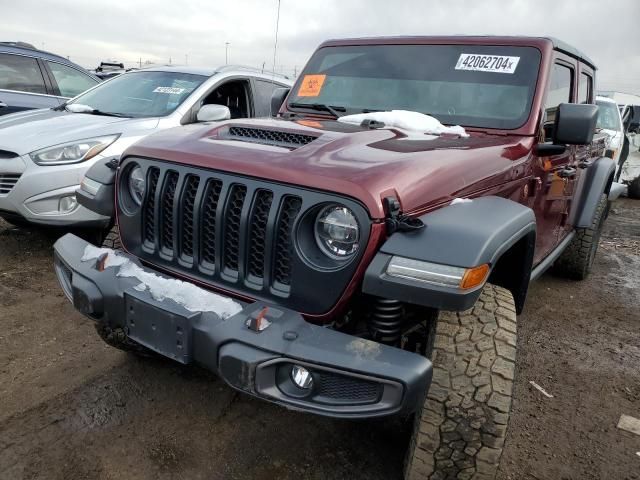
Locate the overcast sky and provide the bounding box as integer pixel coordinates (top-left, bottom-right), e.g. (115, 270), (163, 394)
(4, 0), (640, 93)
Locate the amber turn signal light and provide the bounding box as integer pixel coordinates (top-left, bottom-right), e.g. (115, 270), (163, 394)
(460, 264), (490, 290)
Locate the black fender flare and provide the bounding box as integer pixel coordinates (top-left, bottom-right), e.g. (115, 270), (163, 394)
(363, 196), (536, 312)
(76, 156), (119, 219)
(570, 157), (615, 228)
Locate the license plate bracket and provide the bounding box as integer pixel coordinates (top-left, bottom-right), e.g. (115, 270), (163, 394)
(124, 292), (194, 364)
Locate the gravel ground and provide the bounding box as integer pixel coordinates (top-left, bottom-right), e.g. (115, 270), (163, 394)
(0, 198), (638, 480)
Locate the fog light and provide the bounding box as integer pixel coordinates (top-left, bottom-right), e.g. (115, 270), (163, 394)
(291, 365), (313, 389)
(59, 195), (78, 213)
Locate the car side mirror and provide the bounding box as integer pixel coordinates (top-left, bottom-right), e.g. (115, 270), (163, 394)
(197, 104), (231, 122)
(553, 103), (599, 145)
(270, 87), (290, 117)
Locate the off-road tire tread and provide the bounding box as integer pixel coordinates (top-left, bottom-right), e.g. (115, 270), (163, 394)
(554, 193), (607, 280)
(628, 176), (640, 199)
(96, 224), (150, 356)
(405, 284), (517, 480)
(101, 225), (122, 250)
(94, 323), (153, 356)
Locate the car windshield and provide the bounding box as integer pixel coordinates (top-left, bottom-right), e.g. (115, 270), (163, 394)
(289, 44), (542, 130)
(597, 101), (621, 131)
(68, 71), (206, 118)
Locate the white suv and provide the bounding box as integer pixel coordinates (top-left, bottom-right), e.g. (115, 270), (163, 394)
(0, 65), (292, 227)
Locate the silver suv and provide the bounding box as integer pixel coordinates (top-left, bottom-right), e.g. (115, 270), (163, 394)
(0, 65), (292, 227)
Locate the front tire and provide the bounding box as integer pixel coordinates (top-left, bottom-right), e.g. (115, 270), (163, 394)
(628, 176), (640, 199)
(101, 224), (122, 249)
(94, 224), (149, 355)
(94, 323), (153, 356)
(405, 284), (516, 480)
(554, 193), (607, 280)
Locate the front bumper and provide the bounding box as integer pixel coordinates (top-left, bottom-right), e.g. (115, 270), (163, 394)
(53, 233), (432, 418)
(0, 153), (109, 227)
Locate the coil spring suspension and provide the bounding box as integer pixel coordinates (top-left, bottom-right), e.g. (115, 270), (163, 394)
(368, 298), (405, 344)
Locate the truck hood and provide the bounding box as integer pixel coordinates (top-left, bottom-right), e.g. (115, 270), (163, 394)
(0, 108), (159, 156)
(125, 118), (534, 218)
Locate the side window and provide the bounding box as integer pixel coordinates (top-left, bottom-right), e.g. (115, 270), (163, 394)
(254, 79), (286, 117)
(578, 72), (593, 104)
(544, 63), (573, 140)
(46, 61), (98, 98)
(0, 53), (47, 94)
(201, 79), (251, 119)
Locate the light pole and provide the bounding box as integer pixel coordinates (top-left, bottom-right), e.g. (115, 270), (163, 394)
(225, 42), (230, 65)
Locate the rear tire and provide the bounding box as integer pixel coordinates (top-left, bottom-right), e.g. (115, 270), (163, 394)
(554, 193), (607, 280)
(404, 284), (516, 480)
(628, 176), (640, 199)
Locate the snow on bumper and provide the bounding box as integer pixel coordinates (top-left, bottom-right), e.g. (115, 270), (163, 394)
(53, 234), (432, 418)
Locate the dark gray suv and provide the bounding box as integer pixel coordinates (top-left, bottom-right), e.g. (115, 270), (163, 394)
(0, 42), (100, 115)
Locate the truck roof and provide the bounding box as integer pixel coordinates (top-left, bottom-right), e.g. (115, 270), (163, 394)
(319, 35), (596, 70)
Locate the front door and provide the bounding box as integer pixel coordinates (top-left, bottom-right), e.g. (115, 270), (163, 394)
(531, 58), (578, 264)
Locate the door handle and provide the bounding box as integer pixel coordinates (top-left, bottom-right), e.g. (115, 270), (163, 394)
(558, 166), (577, 179)
(0, 101), (7, 108)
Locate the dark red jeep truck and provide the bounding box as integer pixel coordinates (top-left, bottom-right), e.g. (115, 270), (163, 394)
(54, 36), (614, 479)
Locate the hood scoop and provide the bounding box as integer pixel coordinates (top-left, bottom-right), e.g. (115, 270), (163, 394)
(220, 126), (318, 150)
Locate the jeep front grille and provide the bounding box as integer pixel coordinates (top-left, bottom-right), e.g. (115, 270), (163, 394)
(140, 167), (302, 291)
(223, 126), (318, 149)
(118, 159), (371, 314)
(0, 174), (20, 195)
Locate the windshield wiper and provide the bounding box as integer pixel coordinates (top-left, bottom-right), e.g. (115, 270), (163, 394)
(289, 102), (346, 118)
(64, 103), (130, 118)
(88, 109), (130, 118)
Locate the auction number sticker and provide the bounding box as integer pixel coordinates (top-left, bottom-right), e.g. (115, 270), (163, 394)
(153, 86), (186, 94)
(455, 54), (520, 74)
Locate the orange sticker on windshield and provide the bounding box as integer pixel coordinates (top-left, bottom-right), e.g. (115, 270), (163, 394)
(297, 74), (326, 97)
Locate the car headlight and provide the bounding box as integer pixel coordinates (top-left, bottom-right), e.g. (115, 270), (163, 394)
(128, 165), (146, 205)
(314, 205), (359, 258)
(29, 134), (119, 166)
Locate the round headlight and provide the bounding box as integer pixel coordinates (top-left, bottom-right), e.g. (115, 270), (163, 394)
(314, 205), (360, 258)
(128, 166), (146, 205)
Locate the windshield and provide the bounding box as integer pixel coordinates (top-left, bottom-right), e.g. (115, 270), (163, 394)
(289, 44), (542, 129)
(69, 71), (206, 118)
(597, 100), (621, 131)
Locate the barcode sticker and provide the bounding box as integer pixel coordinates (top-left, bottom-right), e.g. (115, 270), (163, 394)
(153, 87), (186, 94)
(455, 54), (520, 74)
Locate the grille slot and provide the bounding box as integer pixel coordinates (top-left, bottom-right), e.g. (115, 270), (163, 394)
(223, 185), (247, 273)
(143, 168), (160, 244)
(273, 196), (302, 286)
(224, 126), (317, 149)
(180, 175), (200, 258)
(0, 174), (20, 195)
(201, 179), (223, 265)
(160, 171), (179, 251)
(248, 190), (273, 279)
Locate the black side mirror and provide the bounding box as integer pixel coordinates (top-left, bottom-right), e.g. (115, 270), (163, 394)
(270, 87), (290, 117)
(553, 103), (599, 145)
